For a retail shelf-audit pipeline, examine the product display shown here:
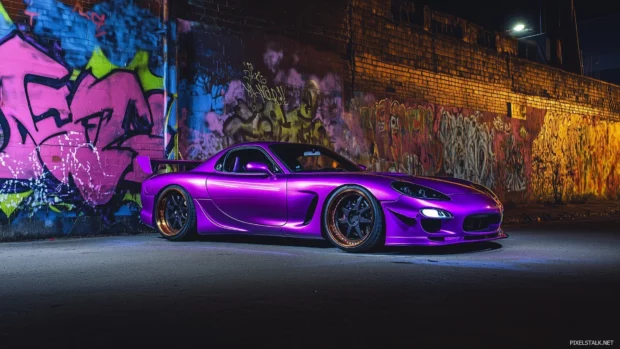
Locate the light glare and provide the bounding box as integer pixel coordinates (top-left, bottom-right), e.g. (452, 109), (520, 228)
(513, 23), (525, 32)
(421, 209), (443, 218)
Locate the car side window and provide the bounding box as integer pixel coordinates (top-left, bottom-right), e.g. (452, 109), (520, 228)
(221, 148), (280, 174)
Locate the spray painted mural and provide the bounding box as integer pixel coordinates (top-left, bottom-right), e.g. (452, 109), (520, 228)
(2, 1), (617, 239)
(0, 0), (169, 238)
(531, 112), (620, 203)
(343, 98), (619, 202)
(175, 20), (345, 161)
(175, 18), (620, 204)
(174, 20), (538, 202)
(341, 95), (541, 200)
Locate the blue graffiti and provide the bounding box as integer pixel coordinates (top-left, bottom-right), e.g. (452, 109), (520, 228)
(178, 75), (228, 134)
(25, 0), (162, 70)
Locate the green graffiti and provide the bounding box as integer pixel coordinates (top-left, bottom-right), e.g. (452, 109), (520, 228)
(0, 2), (12, 25)
(122, 192), (141, 206)
(0, 191), (32, 218)
(80, 48), (163, 91)
(48, 203), (76, 214)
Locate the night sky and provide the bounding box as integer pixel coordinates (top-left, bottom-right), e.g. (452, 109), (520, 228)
(423, 0), (620, 30)
(422, 0), (620, 87)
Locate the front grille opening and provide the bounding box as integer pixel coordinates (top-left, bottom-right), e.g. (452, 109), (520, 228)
(421, 219), (442, 233)
(463, 214), (501, 232)
(428, 236), (445, 242)
(464, 233), (500, 241)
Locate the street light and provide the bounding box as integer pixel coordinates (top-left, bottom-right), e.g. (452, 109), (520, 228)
(513, 23), (526, 32)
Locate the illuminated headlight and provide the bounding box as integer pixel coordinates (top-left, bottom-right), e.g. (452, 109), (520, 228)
(391, 182), (450, 201)
(420, 208), (453, 219)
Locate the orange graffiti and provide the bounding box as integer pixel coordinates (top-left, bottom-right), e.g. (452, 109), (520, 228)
(407, 108), (424, 132)
(74, 1), (107, 37)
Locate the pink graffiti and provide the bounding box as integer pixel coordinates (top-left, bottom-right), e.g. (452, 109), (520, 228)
(0, 33), (163, 206)
(24, 11), (39, 27)
(177, 19), (193, 34)
(263, 48), (283, 73)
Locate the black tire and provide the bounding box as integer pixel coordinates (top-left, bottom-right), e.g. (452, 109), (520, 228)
(154, 185), (197, 241)
(322, 185), (385, 252)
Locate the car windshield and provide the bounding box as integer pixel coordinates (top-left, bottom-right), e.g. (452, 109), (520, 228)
(269, 144), (362, 173)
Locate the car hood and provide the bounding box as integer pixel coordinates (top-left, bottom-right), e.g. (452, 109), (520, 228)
(371, 172), (481, 196)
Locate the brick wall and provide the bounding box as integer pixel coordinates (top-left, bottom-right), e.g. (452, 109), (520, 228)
(1, 0), (618, 240)
(175, 0), (620, 119)
(352, 1), (620, 120)
(174, 0), (620, 205)
(0, 0), (166, 240)
(1, 0), (161, 20)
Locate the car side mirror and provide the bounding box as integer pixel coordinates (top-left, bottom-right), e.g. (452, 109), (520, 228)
(246, 161), (275, 177)
(358, 164), (368, 171)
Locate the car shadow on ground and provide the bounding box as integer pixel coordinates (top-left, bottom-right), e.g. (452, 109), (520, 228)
(194, 234), (334, 248)
(190, 234), (504, 255)
(378, 241), (503, 255)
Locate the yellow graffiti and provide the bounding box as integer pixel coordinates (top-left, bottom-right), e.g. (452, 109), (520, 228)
(225, 78), (328, 147)
(0, 1), (12, 25)
(0, 190), (32, 218)
(356, 98), (438, 174)
(362, 100), (430, 135)
(242, 62), (286, 106)
(376, 99), (388, 132)
(531, 113), (620, 202)
(74, 48), (163, 91)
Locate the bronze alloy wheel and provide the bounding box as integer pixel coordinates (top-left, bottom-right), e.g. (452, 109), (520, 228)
(327, 189), (376, 248)
(156, 188), (190, 237)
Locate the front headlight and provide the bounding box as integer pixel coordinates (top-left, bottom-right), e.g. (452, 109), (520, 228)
(420, 208), (453, 219)
(391, 181), (450, 201)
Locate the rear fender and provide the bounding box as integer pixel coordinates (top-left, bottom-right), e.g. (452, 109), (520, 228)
(144, 172), (212, 199)
(136, 155), (203, 175)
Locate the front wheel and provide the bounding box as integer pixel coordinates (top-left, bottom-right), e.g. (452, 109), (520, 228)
(323, 185), (384, 252)
(155, 185), (197, 241)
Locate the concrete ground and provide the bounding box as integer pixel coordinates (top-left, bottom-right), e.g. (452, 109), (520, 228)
(502, 199), (620, 224)
(0, 218), (619, 349)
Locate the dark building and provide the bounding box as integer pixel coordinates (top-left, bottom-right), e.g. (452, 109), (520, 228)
(540, 0), (583, 74)
(417, 0), (584, 74)
(579, 13), (620, 85)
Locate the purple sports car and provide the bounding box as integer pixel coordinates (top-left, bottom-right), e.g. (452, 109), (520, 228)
(137, 142), (507, 252)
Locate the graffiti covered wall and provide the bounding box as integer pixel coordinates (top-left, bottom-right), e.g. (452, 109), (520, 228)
(341, 95), (542, 199)
(2, 0), (620, 240)
(531, 113), (620, 203)
(175, 20), (345, 160)
(0, 0), (170, 239)
(176, 16), (620, 205)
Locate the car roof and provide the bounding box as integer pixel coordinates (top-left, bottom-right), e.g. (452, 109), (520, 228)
(231, 141), (281, 147)
(193, 141), (332, 173)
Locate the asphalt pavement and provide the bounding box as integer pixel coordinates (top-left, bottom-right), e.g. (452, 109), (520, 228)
(1, 218), (619, 349)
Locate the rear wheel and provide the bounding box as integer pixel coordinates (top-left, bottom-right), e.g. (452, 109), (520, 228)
(155, 185), (196, 241)
(323, 186), (384, 252)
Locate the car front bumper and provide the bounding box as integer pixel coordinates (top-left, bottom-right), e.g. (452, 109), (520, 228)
(381, 193), (508, 246)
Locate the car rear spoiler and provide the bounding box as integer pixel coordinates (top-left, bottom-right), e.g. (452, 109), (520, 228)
(136, 156), (203, 174)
